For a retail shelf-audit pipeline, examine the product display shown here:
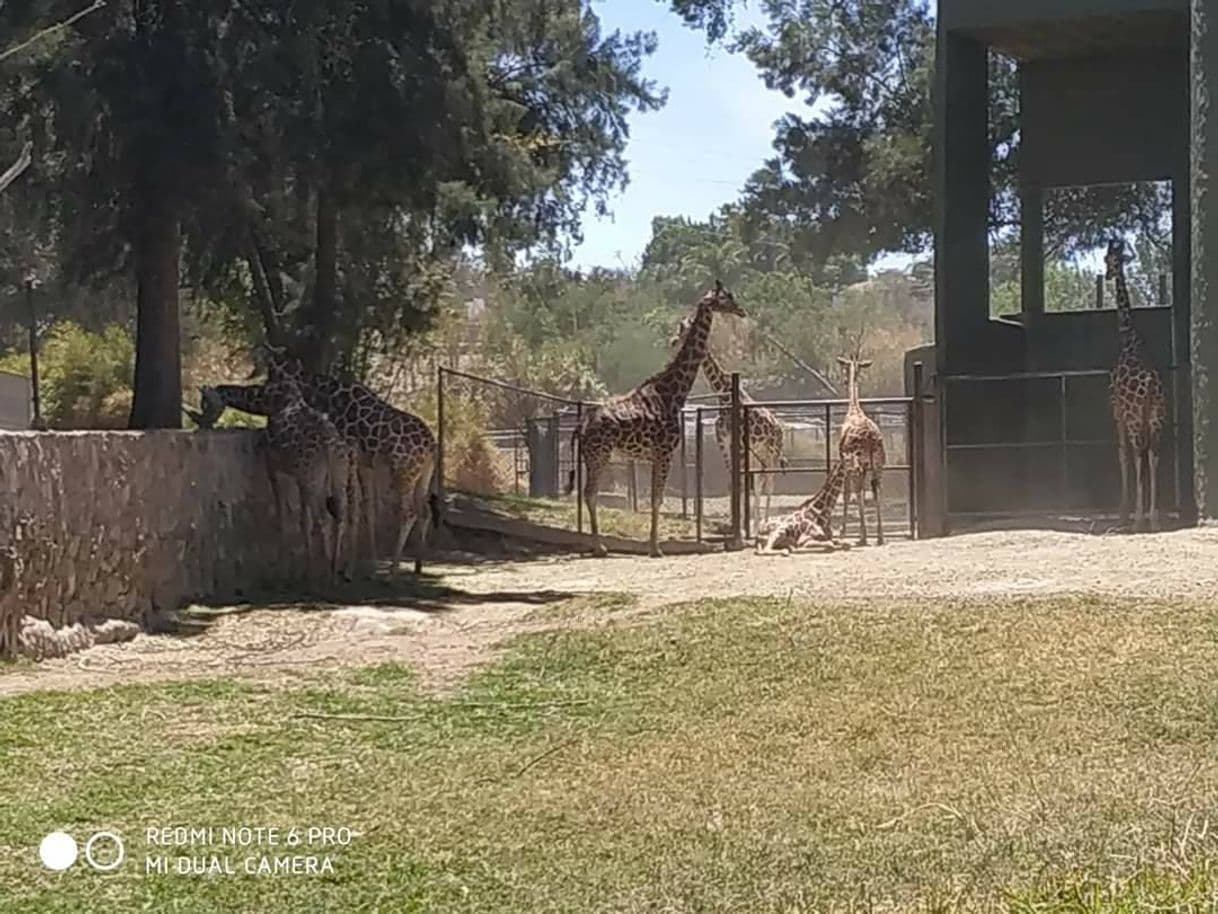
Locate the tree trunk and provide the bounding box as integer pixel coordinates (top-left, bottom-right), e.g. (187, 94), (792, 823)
(128, 195), (183, 429)
(300, 184), (339, 373)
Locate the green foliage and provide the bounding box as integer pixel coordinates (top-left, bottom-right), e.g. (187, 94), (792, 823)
(0, 321), (132, 428)
(669, 0), (1170, 267)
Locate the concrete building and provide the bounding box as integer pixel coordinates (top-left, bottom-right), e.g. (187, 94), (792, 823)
(0, 370), (30, 429)
(908, 0), (1218, 534)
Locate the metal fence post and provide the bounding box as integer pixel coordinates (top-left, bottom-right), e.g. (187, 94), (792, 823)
(911, 361), (924, 539)
(729, 372), (742, 549)
(741, 403), (752, 540)
(435, 367), (446, 509)
(575, 402), (584, 534)
(680, 410), (689, 519)
(695, 407), (704, 543)
(26, 279), (41, 429)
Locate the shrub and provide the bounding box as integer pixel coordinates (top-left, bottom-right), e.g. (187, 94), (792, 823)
(0, 321), (133, 428)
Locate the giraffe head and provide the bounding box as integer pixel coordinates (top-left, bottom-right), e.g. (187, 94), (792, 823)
(1105, 237), (1129, 282)
(698, 279), (746, 319)
(836, 335), (872, 399)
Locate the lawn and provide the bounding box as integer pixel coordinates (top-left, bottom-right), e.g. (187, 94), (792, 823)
(460, 490), (711, 542)
(3, 594), (1218, 912)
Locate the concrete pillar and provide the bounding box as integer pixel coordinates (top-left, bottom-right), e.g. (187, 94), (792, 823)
(1192, 0), (1218, 519)
(934, 31), (991, 371)
(1020, 184), (1045, 318)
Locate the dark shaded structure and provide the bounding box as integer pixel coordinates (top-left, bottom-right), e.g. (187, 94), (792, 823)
(907, 0), (1218, 534)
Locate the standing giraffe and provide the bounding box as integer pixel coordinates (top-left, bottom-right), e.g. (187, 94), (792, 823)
(754, 458), (848, 555)
(1107, 237), (1168, 531)
(837, 345), (886, 546)
(668, 315), (788, 523)
(195, 345), (437, 577)
(260, 366), (360, 581)
(565, 281), (746, 557)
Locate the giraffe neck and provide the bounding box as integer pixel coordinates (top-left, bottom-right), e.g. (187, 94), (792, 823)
(1113, 269), (1145, 361)
(806, 459), (846, 520)
(846, 364), (863, 416)
(649, 302), (713, 405)
(699, 348), (752, 406)
(212, 384), (273, 416)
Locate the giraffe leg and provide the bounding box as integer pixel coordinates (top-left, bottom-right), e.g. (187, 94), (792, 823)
(841, 478), (851, 543)
(648, 453), (673, 558)
(856, 479), (868, 546)
(265, 460), (287, 578)
(388, 472), (421, 581)
(296, 478), (317, 581)
(1116, 427), (1130, 526)
(582, 452), (609, 557)
(361, 462), (379, 572)
(410, 452), (436, 575)
(1133, 446), (1146, 532)
(872, 473), (884, 546)
(763, 463), (773, 523)
(1148, 446), (1160, 532)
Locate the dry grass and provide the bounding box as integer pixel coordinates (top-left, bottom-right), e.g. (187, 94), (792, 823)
(3, 593), (1218, 911)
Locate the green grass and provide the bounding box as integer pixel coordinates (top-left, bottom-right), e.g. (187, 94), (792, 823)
(463, 490), (708, 541)
(4, 594), (1218, 912)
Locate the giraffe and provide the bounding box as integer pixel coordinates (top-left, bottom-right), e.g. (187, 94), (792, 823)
(668, 315), (788, 524)
(754, 457), (849, 555)
(1106, 237), (1168, 531)
(837, 343), (886, 546)
(195, 345), (438, 577)
(259, 365), (360, 581)
(565, 281), (746, 557)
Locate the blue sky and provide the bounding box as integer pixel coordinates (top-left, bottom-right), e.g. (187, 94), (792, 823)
(568, 2), (796, 271)
(568, 2), (916, 275)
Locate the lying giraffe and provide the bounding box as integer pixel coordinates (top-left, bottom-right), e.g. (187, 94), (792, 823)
(261, 365), (360, 581)
(755, 458), (848, 555)
(566, 281), (746, 557)
(195, 345), (437, 577)
(668, 315), (787, 523)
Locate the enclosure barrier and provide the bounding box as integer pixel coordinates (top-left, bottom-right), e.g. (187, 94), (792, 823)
(435, 366), (926, 549)
(936, 365), (1187, 529)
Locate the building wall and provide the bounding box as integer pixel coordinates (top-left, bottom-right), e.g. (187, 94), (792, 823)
(0, 372), (30, 430)
(0, 430), (283, 657)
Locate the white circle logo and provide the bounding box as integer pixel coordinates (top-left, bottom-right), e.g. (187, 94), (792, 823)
(39, 831), (78, 871)
(84, 831), (125, 873)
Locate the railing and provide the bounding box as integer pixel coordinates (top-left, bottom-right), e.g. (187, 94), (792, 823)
(936, 365), (1186, 526)
(437, 365), (929, 547)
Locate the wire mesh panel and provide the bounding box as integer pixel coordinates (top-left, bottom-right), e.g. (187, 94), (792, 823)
(736, 398), (916, 542)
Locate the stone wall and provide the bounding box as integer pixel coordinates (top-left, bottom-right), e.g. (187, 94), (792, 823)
(0, 429), (282, 658)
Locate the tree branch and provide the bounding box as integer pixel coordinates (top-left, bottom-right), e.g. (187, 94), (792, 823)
(0, 142), (32, 195)
(0, 0), (107, 65)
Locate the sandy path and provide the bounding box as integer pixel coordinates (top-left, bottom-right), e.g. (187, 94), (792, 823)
(4, 526), (1218, 697)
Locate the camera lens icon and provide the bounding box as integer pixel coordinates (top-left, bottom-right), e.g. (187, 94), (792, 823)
(84, 831), (125, 872)
(38, 830), (125, 872)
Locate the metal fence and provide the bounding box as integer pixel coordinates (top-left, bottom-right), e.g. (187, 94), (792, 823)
(436, 366), (925, 546)
(937, 365), (1186, 526)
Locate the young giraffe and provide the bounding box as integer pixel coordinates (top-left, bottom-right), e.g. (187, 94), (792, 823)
(754, 458), (848, 555)
(668, 315), (788, 523)
(260, 367), (360, 581)
(565, 281), (746, 557)
(1106, 237), (1168, 531)
(837, 346), (886, 546)
(195, 345), (437, 577)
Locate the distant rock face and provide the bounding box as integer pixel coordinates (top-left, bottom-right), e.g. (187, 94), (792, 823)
(0, 429), (287, 660)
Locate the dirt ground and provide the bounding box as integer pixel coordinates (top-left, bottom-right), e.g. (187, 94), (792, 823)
(4, 525), (1218, 698)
